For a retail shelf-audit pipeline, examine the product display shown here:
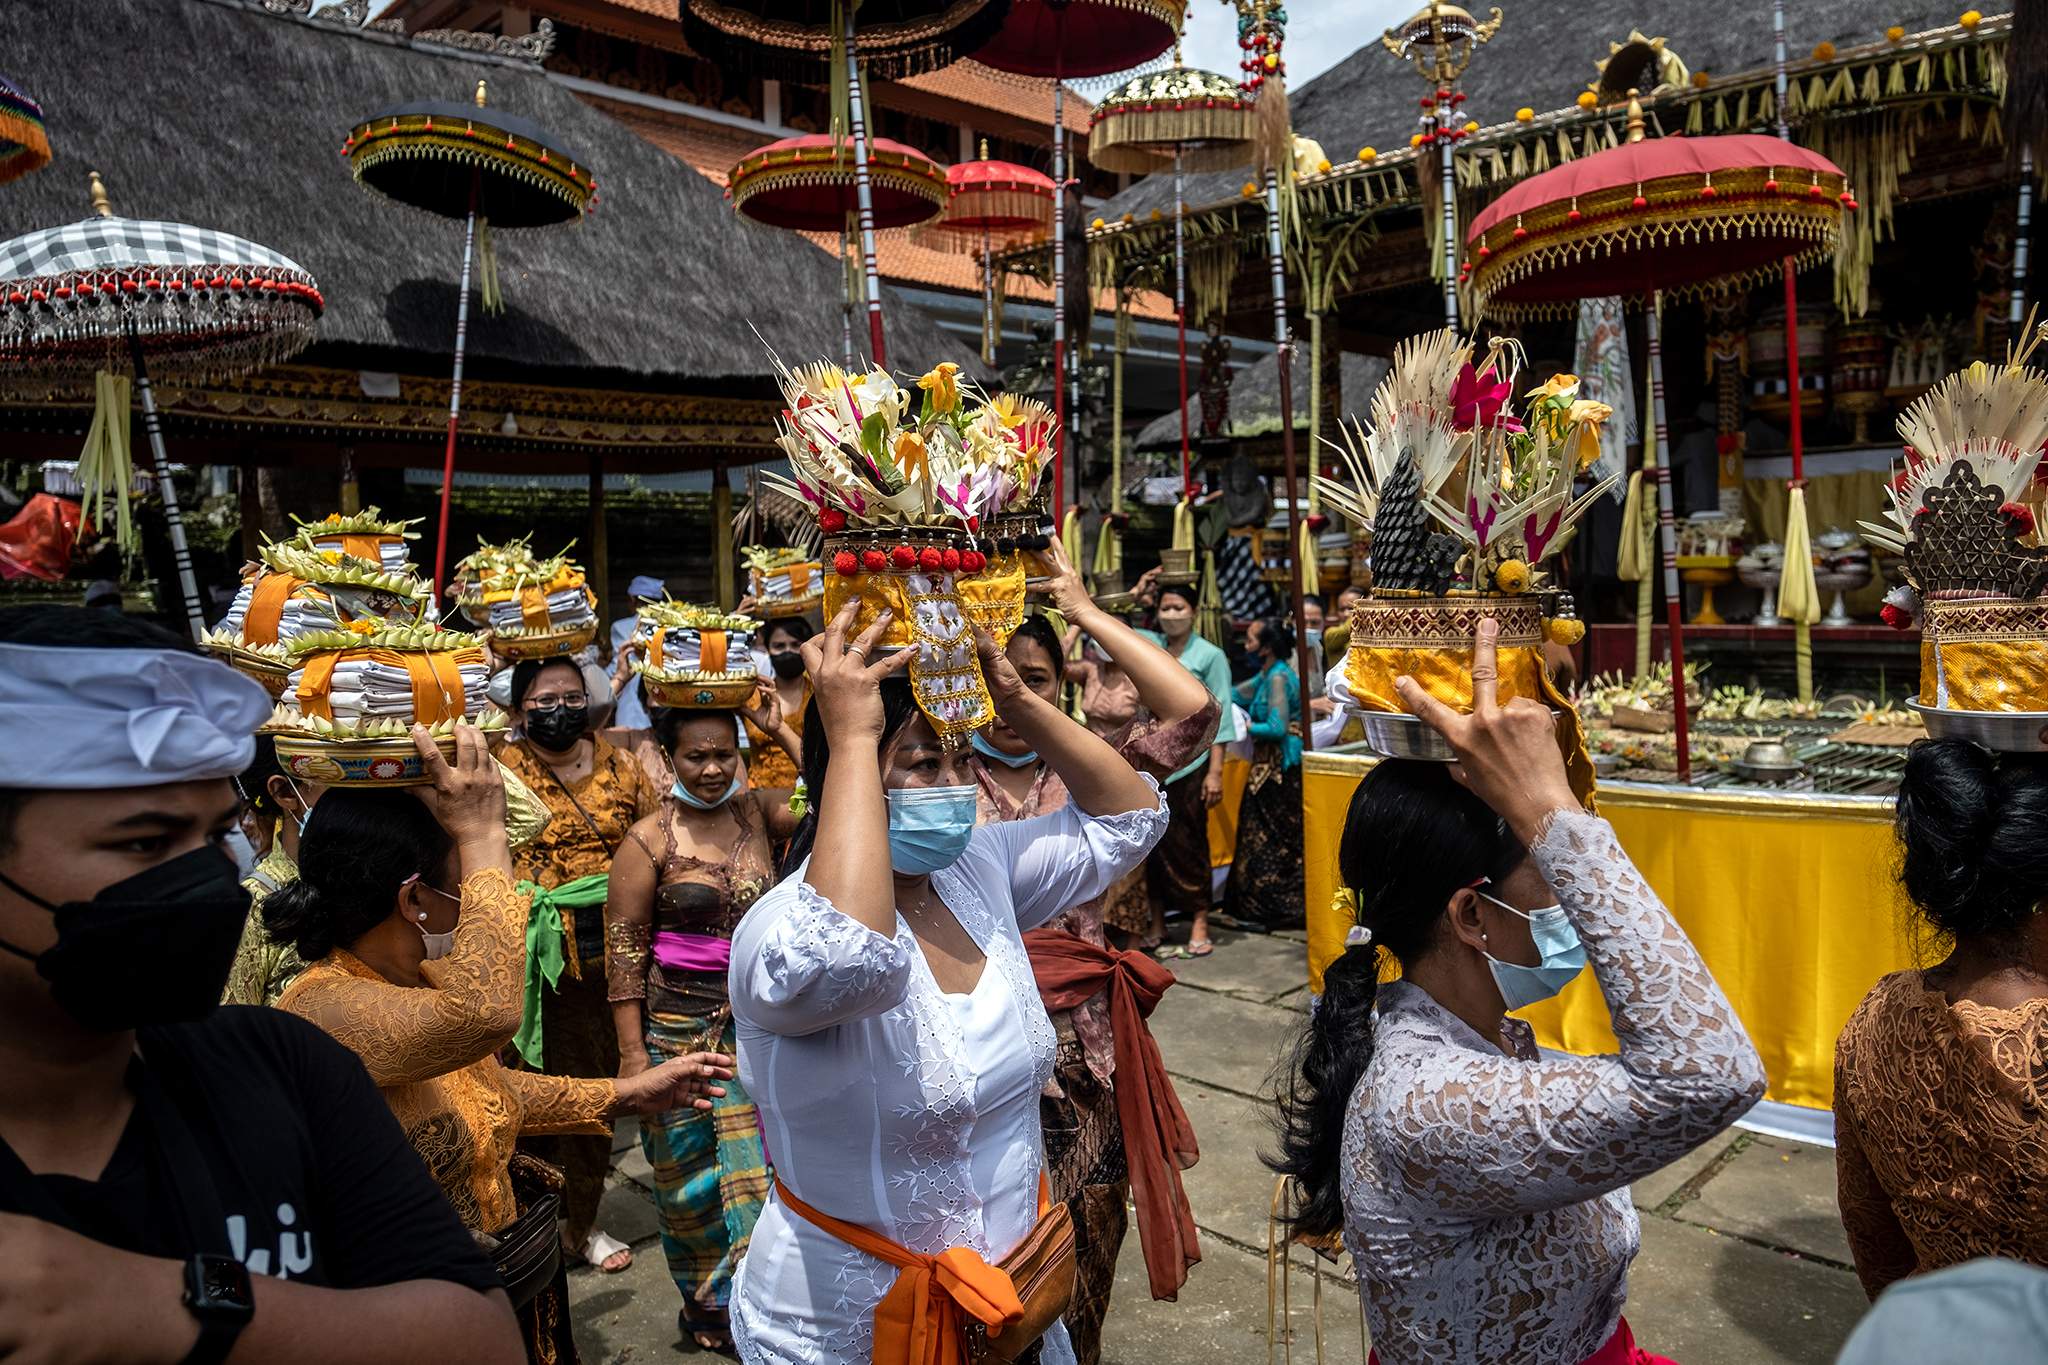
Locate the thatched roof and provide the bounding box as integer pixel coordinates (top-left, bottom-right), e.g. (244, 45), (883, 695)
(1134, 350), (1388, 451)
(1101, 1), (1960, 219)
(0, 0), (980, 391)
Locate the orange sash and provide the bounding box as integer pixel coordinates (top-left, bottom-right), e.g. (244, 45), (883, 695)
(649, 627), (666, 669)
(697, 629), (728, 674)
(782, 564), (811, 598)
(771, 1176), (1043, 1365)
(518, 586), (550, 630)
(294, 649), (468, 724)
(296, 653), (339, 719)
(337, 534), (387, 562)
(243, 573), (302, 645)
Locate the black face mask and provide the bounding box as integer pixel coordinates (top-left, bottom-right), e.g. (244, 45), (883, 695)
(0, 845), (250, 1031)
(524, 703), (590, 752)
(770, 652), (807, 681)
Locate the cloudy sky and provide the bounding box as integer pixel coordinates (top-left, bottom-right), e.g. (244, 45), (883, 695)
(1174, 1), (1422, 89)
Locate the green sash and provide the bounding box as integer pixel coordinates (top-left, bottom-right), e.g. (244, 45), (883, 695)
(512, 872), (608, 1067)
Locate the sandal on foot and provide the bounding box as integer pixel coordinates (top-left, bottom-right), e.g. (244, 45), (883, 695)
(580, 1229), (634, 1274)
(679, 1307), (735, 1355)
(1183, 939), (1215, 957)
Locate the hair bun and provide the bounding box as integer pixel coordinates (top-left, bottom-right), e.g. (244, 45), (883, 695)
(1897, 739), (2048, 941)
(259, 877), (335, 962)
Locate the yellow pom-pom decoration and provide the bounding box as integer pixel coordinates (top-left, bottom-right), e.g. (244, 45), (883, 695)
(1576, 90), (1599, 110)
(1263, 52), (1279, 71)
(1241, 181), (1258, 198)
(1691, 70), (1711, 88)
(1515, 107), (1534, 122)
(1150, 208), (1163, 221)
(1315, 158), (1332, 174)
(1463, 120), (1480, 134)
(1121, 212), (1134, 224)
(1410, 132), (1424, 148)
(1545, 617), (1586, 647)
(1811, 40), (1836, 60)
(1960, 10), (1982, 30)
(1358, 146), (1377, 163)
(1885, 24), (1905, 41)
(1091, 216), (1105, 229)
(1495, 559), (1531, 595)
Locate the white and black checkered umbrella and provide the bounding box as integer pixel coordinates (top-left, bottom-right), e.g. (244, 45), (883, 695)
(0, 213), (323, 376)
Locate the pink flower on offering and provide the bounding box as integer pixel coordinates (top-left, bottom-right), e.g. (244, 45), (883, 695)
(1523, 506), (1565, 563)
(1466, 494), (1499, 549)
(1449, 363), (1522, 433)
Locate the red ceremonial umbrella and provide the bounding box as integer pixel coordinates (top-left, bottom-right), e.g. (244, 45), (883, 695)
(972, 0), (1185, 518)
(915, 145), (1055, 362)
(1466, 109), (1850, 781)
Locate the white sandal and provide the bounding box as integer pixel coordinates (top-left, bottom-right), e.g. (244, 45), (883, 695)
(581, 1229), (634, 1273)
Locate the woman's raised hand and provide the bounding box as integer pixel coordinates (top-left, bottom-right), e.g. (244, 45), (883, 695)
(411, 722), (508, 853)
(1032, 537), (1094, 619)
(803, 599), (914, 746)
(1393, 617), (1579, 845)
(973, 624), (1040, 721)
(739, 680), (783, 735)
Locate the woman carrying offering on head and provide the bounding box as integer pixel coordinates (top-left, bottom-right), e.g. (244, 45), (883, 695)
(605, 702), (800, 1351)
(494, 655), (661, 1276)
(728, 601), (1167, 1365)
(1271, 619), (1765, 1365)
(221, 733), (323, 1006)
(968, 542), (1216, 1361)
(1833, 739), (2048, 1295)
(269, 724), (732, 1363)
(745, 616), (814, 790)
(1218, 615), (1304, 933)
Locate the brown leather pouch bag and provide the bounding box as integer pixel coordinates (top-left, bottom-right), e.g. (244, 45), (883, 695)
(962, 1200), (1077, 1363)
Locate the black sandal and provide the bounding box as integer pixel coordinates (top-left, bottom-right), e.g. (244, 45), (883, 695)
(678, 1306), (737, 1356)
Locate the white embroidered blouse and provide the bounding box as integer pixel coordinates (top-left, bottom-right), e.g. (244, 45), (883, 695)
(728, 784), (1167, 1365)
(1340, 809), (1767, 1365)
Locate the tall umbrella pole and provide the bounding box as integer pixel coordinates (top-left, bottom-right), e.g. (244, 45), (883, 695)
(433, 178), (479, 594)
(1645, 294), (1691, 781)
(123, 326), (203, 642)
(982, 223), (996, 363)
(1266, 168), (1315, 747)
(1175, 149), (1192, 496)
(1437, 83), (1459, 328)
(1051, 64), (1068, 518)
(1772, 0), (1817, 702)
(845, 6), (886, 366)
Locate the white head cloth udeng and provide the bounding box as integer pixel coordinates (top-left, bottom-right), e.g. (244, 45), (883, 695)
(0, 643), (273, 789)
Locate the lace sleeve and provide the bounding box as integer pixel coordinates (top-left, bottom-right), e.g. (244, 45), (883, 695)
(1834, 1050), (1919, 1298)
(501, 1069), (616, 1138)
(992, 775), (1169, 930)
(1373, 810), (1766, 1218)
(283, 868), (528, 1087)
(729, 876), (914, 1036)
(1115, 700), (1221, 782)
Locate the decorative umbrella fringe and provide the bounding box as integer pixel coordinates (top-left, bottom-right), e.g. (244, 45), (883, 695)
(350, 142), (590, 221)
(733, 164), (947, 222)
(1473, 243), (1836, 322)
(677, 0), (1011, 85)
(0, 297), (317, 377)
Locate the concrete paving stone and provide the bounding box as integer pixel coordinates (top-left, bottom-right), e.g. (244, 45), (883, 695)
(613, 1116), (639, 1156)
(616, 1137), (656, 1192)
(595, 1172), (665, 1251)
(1152, 984), (1305, 1100)
(1672, 1134), (1853, 1267)
(1626, 1212), (1867, 1365)
(1101, 1211), (1366, 1365)
(1265, 984), (1312, 1014)
(1177, 1084), (1295, 1256)
(1631, 1127), (1745, 1213)
(569, 1233), (693, 1364)
(1163, 931), (1314, 1004)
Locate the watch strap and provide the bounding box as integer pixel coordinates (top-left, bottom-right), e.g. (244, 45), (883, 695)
(179, 1314), (245, 1365)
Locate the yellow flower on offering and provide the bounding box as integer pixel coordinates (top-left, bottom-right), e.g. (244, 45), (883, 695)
(1527, 373), (1581, 402)
(986, 392), (1030, 430)
(893, 430), (930, 479)
(917, 362), (961, 415)
(1495, 560), (1531, 594)
(319, 549), (343, 564)
(1565, 400), (1613, 470)
(345, 618), (380, 635)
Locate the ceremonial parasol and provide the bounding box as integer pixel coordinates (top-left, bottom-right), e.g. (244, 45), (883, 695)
(0, 75), (51, 185)
(343, 80), (595, 593)
(972, 0), (1185, 519)
(1089, 56), (1256, 499)
(680, 0), (1008, 368)
(915, 141), (1056, 362)
(1466, 101), (1850, 780)
(0, 173), (324, 640)
(728, 133), (947, 362)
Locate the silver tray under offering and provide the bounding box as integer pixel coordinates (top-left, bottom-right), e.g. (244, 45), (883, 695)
(1906, 701), (2048, 753)
(1357, 709), (1458, 762)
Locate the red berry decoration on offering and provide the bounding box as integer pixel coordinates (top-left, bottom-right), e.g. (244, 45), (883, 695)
(961, 550), (985, 573)
(833, 551), (860, 577)
(1879, 602), (1914, 631)
(2001, 501), (2037, 536)
(941, 548), (962, 571)
(891, 545), (916, 569)
(819, 508), (847, 533)
(919, 547), (944, 571)
(862, 550), (888, 573)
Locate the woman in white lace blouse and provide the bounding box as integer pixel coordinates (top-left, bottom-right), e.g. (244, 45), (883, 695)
(728, 603), (1167, 1365)
(1270, 620), (1766, 1365)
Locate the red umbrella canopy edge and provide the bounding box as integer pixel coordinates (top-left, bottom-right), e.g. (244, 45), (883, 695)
(729, 134), (949, 233)
(971, 0), (1184, 79)
(679, 0), (1015, 84)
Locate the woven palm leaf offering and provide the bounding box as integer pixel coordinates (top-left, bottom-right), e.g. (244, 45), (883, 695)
(205, 530), (431, 697)
(1859, 316), (2048, 749)
(449, 536), (599, 660)
(1313, 328), (1617, 803)
(744, 545), (826, 617)
(287, 507), (421, 575)
(761, 358), (1053, 745)
(267, 624), (507, 786)
(630, 601), (762, 708)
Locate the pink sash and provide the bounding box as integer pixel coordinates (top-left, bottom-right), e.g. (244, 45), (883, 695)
(1370, 1318), (1673, 1365)
(652, 931), (733, 973)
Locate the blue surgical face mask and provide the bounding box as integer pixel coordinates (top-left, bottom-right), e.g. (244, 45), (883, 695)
(886, 784), (978, 875)
(673, 771), (743, 811)
(1478, 888), (1586, 1010)
(1306, 628), (1325, 652)
(970, 730), (1039, 769)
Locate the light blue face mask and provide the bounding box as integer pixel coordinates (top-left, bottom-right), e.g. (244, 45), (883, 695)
(673, 771), (743, 811)
(886, 784), (978, 875)
(1306, 628), (1324, 652)
(970, 730), (1039, 769)
(1478, 888), (1586, 1010)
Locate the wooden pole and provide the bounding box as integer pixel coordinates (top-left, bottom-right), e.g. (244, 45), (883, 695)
(587, 454), (610, 645)
(711, 460), (735, 609)
(1267, 169), (1315, 750)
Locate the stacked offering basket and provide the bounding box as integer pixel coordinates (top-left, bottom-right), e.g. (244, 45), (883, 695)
(205, 540), (430, 697)
(744, 546), (826, 617)
(268, 624), (507, 785)
(452, 539), (599, 660)
(631, 602), (761, 708)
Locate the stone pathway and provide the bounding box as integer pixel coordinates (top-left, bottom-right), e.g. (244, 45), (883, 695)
(569, 928), (1871, 1363)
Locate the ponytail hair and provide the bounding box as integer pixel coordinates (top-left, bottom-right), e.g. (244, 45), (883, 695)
(779, 675), (924, 877)
(262, 788), (453, 961)
(1266, 760), (1525, 1236)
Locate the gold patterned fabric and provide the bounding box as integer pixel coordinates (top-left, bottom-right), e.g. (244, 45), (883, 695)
(278, 867), (616, 1235)
(1833, 971), (2048, 1299)
(221, 841), (304, 1007)
(1916, 599), (2048, 711)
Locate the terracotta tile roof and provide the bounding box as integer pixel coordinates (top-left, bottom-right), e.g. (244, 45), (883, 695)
(890, 61), (1089, 127)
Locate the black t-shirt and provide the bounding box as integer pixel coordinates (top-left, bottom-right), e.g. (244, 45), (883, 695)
(0, 1006), (497, 1293)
